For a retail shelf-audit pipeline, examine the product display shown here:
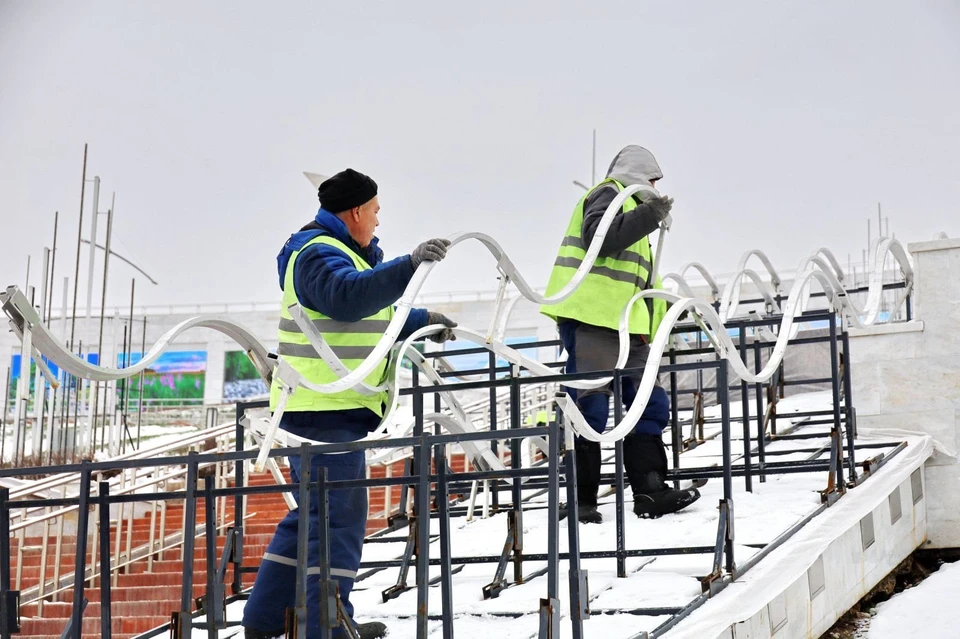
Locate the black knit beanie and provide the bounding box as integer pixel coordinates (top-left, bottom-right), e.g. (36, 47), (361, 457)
(317, 169), (378, 212)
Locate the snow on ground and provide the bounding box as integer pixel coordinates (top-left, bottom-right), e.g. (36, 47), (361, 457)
(203, 392), (860, 638)
(868, 561), (960, 639)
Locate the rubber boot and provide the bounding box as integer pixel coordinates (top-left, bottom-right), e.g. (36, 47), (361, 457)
(624, 434), (700, 518)
(357, 621), (389, 638)
(244, 628), (282, 639)
(575, 439), (603, 523)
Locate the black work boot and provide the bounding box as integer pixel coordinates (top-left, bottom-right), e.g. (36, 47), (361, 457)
(624, 434), (700, 518)
(632, 470), (701, 518)
(357, 621), (389, 638)
(244, 628), (282, 639)
(575, 438), (603, 523)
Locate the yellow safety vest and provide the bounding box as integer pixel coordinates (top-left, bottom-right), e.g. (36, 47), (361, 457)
(540, 178), (667, 336)
(269, 235), (394, 415)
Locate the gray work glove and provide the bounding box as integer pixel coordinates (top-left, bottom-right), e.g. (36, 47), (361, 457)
(426, 311), (457, 343)
(643, 194), (674, 222)
(410, 238), (452, 269)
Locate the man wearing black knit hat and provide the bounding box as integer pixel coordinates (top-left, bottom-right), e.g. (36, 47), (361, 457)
(242, 168), (457, 639)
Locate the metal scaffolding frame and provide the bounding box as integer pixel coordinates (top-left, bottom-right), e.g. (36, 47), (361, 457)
(0, 313), (911, 639)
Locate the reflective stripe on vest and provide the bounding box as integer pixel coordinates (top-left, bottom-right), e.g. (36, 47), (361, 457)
(269, 235), (394, 415)
(540, 179), (668, 336)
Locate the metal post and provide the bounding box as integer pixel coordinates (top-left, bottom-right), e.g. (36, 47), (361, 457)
(316, 468), (335, 639)
(668, 347), (681, 489)
(99, 482), (113, 639)
(136, 317), (146, 446)
(508, 366), (523, 584)
(46, 211), (59, 323)
(415, 435), (432, 639)
(177, 453), (200, 639)
(546, 420), (560, 600)
(232, 403), (246, 595)
(716, 363), (735, 573)
(294, 445), (311, 637)
(1, 368), (9, 464)
(0, 488), (19, 639)
(203, 475), (222, 636)
(70, 463), (92, 639)
(435, 444), (454, 639)
(753, 339), (766, 482)
(488, 351), (499, 510)
(612, 372), (626, 578)
(828, 313), (844, 491)
(841, 330), (858, 483)
(738, 326), (753, 492)
(564, 436), (585, 639)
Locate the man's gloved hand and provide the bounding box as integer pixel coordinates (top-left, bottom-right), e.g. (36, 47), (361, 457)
(411, 238), (452, 269)
(643, 194), (674, 222)
(425, 312), (457, 343)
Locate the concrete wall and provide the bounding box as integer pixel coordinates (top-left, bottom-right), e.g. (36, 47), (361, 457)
(849, 237), (960, 548)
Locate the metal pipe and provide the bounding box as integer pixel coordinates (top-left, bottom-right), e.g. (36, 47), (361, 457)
(828, 313), (844, 491)
(47, 212), (59, 323)
(738, 326), (752, 492)
(0, 488), (13, 639)
(99, 481), (113, 639)
(613, 372), (627, 578)
(436, 444), (454, 639)
(177, 454), (199, 639)
(69, 463), (92, 639)
(69, 144), (88, 351)
(415, 435), (431, 639)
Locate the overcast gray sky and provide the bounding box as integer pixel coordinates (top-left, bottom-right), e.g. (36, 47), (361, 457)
(1, 0), (958, 310)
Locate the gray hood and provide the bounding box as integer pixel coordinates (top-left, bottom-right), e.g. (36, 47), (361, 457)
(605, 145), (662, 187)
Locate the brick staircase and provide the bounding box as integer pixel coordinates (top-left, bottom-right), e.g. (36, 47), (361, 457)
(12, 454), (469, 639)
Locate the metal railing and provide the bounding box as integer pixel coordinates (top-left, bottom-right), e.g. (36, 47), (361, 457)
(0, 319), (912, 639)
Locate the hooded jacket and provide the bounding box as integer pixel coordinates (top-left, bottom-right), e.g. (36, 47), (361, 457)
(276, 209), (428, 340)
(581, 145), (665, 257)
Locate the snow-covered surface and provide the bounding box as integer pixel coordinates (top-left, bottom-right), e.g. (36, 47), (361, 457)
(868, 561), (960, 639)
(181, 391), (929, 638)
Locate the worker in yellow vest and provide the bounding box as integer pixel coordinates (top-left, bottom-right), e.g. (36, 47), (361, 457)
(243, 169), (456, 639)
(541, 145), (700, 524)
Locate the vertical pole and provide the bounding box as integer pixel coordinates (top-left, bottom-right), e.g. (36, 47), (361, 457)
(136, 317), (146, 446)
(294, 445), (311, 637)
(1, 368), (9, 464)
(70, 463), (92, 639)
(841, 329), (858, 483)
(38, 248), (49, 325)
(99, 482), (113, 639)
(546, 419), (560, 600)
(828, 313), (844, 491)
(203, 475), (221, 636)
(612, 372), (626, 579)
(668, 347), (681, 489)
(488, 351), (499, 510)
(508, 365), (523, 584)
(232, 403), (246, 595)
(69, 144), (88, 351)
(415, 435), (431, 639)
(47, 212), (59, 323)
(177, 453), (199, 639)
(0, 488), (14, 639)
(316, 468), (334, 639)
(564, 435), (585, 639)
(93, 199), (115, 453)
(717, 363), (735, 573)
(435, 444), (454, 639)
(738, 326), (753, 492)
(753, 339), (766, 483)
